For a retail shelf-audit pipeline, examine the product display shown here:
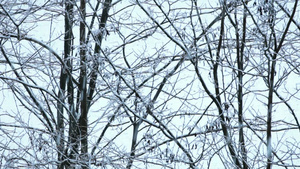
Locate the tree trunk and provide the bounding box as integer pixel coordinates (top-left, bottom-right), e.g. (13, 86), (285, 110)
(57, 0), (74, 168)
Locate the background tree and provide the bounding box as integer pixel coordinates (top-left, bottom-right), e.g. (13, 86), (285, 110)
(0, 0), (300, 168)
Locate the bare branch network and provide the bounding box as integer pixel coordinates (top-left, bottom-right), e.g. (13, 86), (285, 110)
(0, 0), (300, 168)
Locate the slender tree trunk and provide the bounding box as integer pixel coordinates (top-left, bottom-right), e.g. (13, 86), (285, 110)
(126, 122), (140, 169)
(237, 2), (248, 169)
(214, 2), (242, 168)
(266, 61), (275, 169)
(78, 0), (88, 168)
(266, 0), (275, 168)
(57, 0), (74, 168)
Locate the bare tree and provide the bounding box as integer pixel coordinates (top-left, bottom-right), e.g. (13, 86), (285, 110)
(1, 0), (300, 168)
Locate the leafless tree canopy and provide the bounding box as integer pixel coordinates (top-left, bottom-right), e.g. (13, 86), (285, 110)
(0, 0), (300, 168)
